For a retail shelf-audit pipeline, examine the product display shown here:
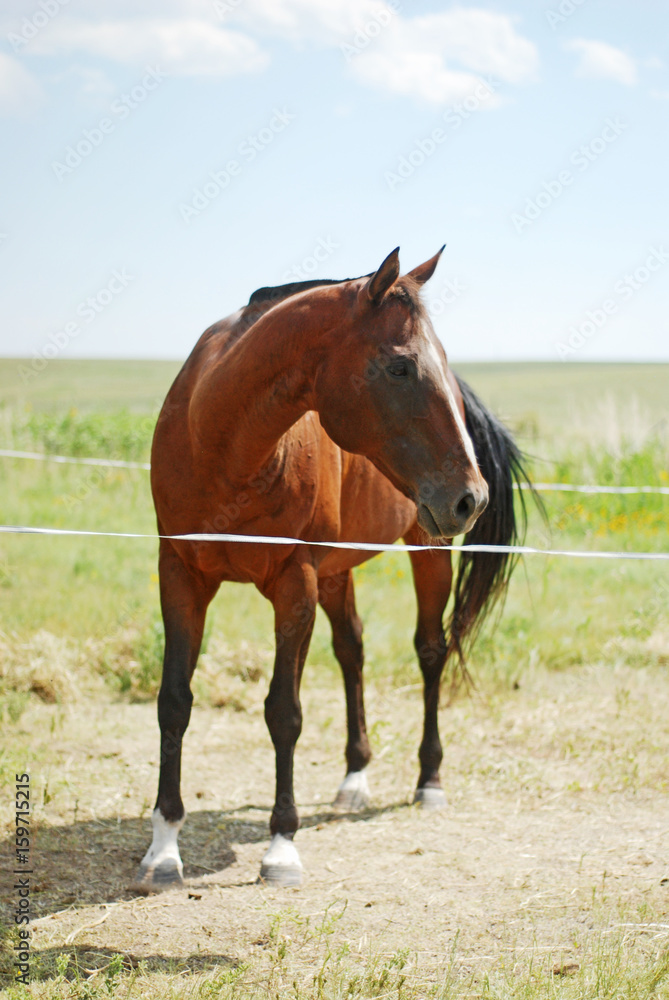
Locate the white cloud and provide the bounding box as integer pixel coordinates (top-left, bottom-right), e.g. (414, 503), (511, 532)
(0, 52), (43, 116)
(236, 2), (538, 102)
(29, 18), (268, 77)
(352, 51), (487, 106)
(229, 0), (385, 42)
(566, 38), (637, 85)
(3, 0), (538, 106)
(351, 9), (538, 105)
(408, 10), (538, 84)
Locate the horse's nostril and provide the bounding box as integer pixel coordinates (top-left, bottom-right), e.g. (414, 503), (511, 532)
(455, 491), (475, 521)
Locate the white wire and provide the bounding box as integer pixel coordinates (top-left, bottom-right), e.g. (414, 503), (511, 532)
(0, 524), (667, 560)
(0, 449), (150, 470)
(519, 482), (669, 495)
(0, 448), (667, 495)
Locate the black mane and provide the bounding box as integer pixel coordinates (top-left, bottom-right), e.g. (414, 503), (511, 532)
(248, 275), (369, 307)
(247, 271), (425, 317)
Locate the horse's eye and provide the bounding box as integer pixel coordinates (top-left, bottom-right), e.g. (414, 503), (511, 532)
(387, 362), (409, 379)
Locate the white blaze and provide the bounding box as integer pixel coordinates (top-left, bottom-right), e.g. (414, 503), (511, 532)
(424, 334), (478, 469)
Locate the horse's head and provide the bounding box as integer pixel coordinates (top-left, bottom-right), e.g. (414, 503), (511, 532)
(314, 247), (488, 538)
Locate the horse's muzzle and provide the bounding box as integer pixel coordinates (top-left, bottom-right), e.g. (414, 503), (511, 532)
(418, 486), (488, 538)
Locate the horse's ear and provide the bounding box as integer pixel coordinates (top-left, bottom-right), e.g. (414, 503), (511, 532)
(407, 245), (446, 285)
(365, 247), (400, 306)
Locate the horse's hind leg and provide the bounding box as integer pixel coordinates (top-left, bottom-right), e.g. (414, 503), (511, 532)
(406, 528), (453, 810)
(319, 571), (371, 811)
(135, 541), (217, 891)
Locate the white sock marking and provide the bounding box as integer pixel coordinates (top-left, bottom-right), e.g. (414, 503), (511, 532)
(262, 833), (302, 871)
(337, 770), (370, 797)
(140, 809), (184, 875)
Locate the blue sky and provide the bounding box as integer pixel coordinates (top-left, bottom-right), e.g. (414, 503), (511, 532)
(1, 0), (667, 363)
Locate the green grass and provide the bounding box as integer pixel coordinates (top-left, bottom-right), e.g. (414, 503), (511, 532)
(0, 360), (667, 700)
(9, 409), (156, 461)
(1, 359), (180, 413)
(454, 362), (669, 450)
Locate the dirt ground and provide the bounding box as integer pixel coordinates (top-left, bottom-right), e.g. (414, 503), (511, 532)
(2, 657), (669, 987)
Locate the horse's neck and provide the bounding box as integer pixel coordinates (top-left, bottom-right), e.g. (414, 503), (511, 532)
(190, 301), (332, 485)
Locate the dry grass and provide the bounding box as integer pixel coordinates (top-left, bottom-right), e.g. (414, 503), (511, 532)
(2, 657), (669, 997)
(0, 630), (83, 708)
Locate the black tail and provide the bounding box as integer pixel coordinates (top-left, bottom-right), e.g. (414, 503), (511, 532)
(446, 374), (540, 681)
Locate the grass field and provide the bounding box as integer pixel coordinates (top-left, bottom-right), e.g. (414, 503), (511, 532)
(0, 359), (668, 998)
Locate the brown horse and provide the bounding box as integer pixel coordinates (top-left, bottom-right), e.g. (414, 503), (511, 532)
(137, 247), (527, 889)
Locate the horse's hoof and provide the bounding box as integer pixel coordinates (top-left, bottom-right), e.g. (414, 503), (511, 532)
(259, 834), (303, 888)
(133, 859), (184, 894)
(413, 786), (446, 810)
(333, 770), (370, 811)
(134, 809), (185, 893)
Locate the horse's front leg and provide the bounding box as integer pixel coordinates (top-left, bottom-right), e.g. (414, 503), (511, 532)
(261, 557), (318, 887)
(407, 538), (453, 809)
(135, 542), (217, 891)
